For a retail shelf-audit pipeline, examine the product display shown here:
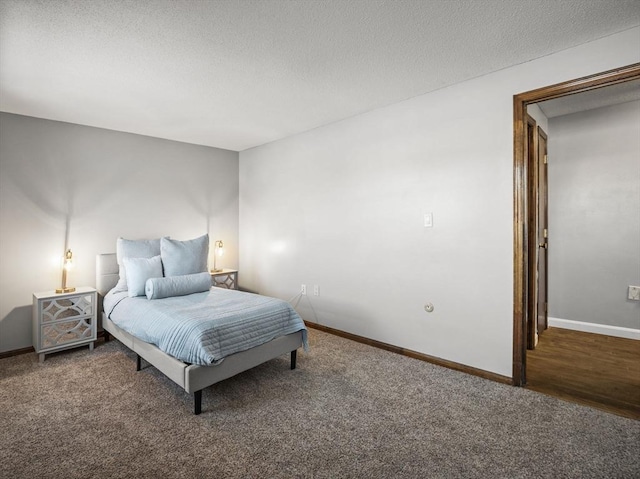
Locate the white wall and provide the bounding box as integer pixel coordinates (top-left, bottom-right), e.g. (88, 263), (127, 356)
(239, 27), (640, 378)
(0, 113), (239, 353)
(548, 100), (640, 330)
(526, 104), (549, 133)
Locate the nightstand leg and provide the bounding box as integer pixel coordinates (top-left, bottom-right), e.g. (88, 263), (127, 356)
(39, 353), (45, 363)
(89, 342), (94, 352)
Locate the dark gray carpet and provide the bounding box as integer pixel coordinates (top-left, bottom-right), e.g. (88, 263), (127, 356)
(1, 328), (638, 479)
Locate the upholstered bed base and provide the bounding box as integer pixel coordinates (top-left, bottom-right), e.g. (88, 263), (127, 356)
(96, 253), (302, 415)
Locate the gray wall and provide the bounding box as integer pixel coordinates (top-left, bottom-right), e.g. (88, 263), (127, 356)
(548, 101), (640, 329)
(0, 113), (239, 353)
(526, 104), (549, 133)
(239, 28), (639, 378)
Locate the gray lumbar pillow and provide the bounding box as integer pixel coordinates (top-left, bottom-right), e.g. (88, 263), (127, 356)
(161, 234), (209, 277)
(145, 272), (211, 300)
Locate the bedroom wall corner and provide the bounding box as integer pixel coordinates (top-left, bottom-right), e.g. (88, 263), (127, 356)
(0, 113), (240, 353)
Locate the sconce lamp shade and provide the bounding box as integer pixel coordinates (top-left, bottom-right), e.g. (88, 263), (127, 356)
(55, 249), (76, 294)
(211, 240), (224, 272)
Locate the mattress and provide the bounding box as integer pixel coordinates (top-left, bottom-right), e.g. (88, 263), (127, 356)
(104, 287), (307, 366)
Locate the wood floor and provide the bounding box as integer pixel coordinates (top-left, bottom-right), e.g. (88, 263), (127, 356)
(526, 327), (640, 420)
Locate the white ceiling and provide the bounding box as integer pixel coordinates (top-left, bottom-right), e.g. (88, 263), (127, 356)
(1, 0), (639, 151)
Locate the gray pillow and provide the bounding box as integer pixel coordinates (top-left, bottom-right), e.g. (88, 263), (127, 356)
(114, 237), (165, 292)
(123, 255), (163, 298)
(145, 272), (211, 300)
(161, 234), (209, 277)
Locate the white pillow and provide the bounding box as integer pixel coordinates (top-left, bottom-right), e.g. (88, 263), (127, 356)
(145, 272), (211, 300)
(161, 234), (209, 277)
(123, 255), (163, 297)
(114, 237), (165, 292)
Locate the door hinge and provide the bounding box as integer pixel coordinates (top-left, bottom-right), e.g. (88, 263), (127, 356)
(543, 228), (548, 238)
(543, 154), (548, 164)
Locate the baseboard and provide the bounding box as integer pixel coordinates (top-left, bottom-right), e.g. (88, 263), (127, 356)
(0, 331), (108, 360)
(304, 321), (512, 385)
(548, 317), (640, 340)
(0, 345), (34, 359)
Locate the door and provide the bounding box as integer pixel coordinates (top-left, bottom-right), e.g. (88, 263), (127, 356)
(536, 128), (548, 336)
(525, 116), (549, 349)
(525, 114), (537, 349)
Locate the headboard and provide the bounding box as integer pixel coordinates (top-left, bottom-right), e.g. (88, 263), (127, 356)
(96, 253), (119, 296)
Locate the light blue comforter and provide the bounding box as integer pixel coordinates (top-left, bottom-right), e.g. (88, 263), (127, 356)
(104, 288), (307, 366)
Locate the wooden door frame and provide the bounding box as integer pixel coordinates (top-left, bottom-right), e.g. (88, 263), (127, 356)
(512, 62), (640, 386)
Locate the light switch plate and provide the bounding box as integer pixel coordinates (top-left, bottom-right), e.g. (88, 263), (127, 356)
(628, 285), (640, 301)
(424, 213), (433, 228)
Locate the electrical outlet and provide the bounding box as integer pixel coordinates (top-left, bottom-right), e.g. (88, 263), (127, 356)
(628, 285), (640, 301)
(314, 285), (319, 296)
(301, 284), (306, 295)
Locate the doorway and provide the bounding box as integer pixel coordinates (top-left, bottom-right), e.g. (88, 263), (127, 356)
(512, 62), (640, 386)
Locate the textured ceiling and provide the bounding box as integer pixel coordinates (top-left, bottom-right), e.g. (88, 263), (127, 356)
(1, 0), (639, 151)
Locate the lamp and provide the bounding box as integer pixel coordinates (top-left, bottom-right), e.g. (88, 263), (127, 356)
(211, 240), (224, 272)
(55, 249), (76, 294)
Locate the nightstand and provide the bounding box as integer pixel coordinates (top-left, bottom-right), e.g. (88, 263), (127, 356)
(210, 269), (238, 290)
(32, 287), (98, 363)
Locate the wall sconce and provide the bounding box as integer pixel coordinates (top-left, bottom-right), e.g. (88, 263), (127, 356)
(55, 249), (76, 294)
(211, 240), (224, 272)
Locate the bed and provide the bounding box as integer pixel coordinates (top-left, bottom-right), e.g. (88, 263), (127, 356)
(96, 252), (306, 415)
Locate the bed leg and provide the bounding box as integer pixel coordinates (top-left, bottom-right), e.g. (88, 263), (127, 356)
(290, 350), (297, 370)
(104, 331), (111, 342)
(136, 354), (142, 371)
(194, 390), (202, 415)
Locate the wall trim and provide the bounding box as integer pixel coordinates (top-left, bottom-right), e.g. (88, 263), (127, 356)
(548, 317), (640, 340)
(304, 321), (512, 385)
(0, 331), (108, 360)
(0, 345), (34, 360)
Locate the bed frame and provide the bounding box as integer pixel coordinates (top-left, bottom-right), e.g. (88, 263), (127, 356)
(96, 253), (303, 415)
